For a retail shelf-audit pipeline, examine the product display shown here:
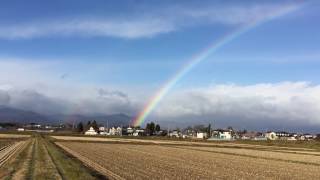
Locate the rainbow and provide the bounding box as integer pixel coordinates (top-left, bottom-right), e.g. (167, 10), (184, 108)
(132, 2), (304, 127)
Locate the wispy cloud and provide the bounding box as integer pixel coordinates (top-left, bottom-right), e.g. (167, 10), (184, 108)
(0, 2), (299, 39)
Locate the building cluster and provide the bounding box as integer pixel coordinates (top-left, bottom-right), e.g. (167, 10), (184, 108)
(84, 124), (319, 141)
(85, 126), (139, 136)
(15, 123), (60, 133)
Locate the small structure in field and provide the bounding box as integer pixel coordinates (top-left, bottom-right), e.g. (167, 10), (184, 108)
(85, 127), (98, 135)
(17, 128), (25, 131)
(265, 131), (277, 140)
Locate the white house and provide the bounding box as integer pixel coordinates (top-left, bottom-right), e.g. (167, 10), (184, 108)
(209, 129), (233, 140)
(265, 131), (277, 140)
(100, 131), (109, 135)
(133, 129), (144, 136)
(17, 128), (25, 132)
(169, 130), (180, 138)
(85, 127), (98, 135)
(218, 131), (232, 140)
(117, 127), (122, 136)
(99, 126), (106, 132)
(109, 127), (122, 136)
(127, 127), (134, 135)
(196, 132), (208, 139)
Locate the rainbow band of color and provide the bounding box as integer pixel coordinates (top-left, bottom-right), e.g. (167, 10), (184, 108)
(132, 2), (304, 127)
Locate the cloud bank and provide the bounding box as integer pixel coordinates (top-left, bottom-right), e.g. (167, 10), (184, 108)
(154, 82), (320, 131)
(0, 79), (320, 131)
(0, 2), (298, 39)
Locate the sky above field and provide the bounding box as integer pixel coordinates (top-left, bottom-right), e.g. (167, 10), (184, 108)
(0, 0), (319, 131)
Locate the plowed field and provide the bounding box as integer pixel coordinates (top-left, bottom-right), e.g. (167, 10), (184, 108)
(56, 140), (320, 180)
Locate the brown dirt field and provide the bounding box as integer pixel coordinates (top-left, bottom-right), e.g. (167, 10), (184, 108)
(51, 136), (318, 152)
(0, 140), (30, 178)
(0, 134), (31, 138)
(176, 146), (320, 165)
(56, 141), (320, 179)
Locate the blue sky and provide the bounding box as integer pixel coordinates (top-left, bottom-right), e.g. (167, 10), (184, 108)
(0, 0), (319, 131)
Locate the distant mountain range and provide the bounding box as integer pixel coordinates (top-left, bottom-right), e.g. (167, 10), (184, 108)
(0, 106), (132, 127)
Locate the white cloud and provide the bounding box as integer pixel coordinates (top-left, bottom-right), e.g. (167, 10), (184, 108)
(0, 74), (319, 131)
(0, 2), (300, 39)
(153, 82), (320, 130)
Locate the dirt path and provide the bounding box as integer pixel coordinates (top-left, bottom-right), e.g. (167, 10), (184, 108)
(32, 137), (63, 180)
(11, 139), (35, 180)
(0, 136), (62, 180)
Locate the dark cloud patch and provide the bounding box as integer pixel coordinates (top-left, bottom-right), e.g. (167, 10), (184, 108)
(0, 90), (10, 105)
(8, 90), (67, 115)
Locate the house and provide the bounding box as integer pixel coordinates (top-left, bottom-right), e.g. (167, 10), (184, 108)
(253, 136), (267, 141)
(299, 134), (314, 140)
(196, 132), (208, 139)
(100, 131), (109, 135)
(17, 128), (25, 132)
(241, 131), (262, 140)
(209, 129), (233, 140)
(285, 136), (297, 141)
(169, 130), (180, 138)
(275, 131), (291, 137)
(99, 127), (106, 132)
(265, 131), (277, 140)
(133, 129), (145, 136)
(85, 127), (98, 135)
(109, 127), (122, 136)
(127, 127), (134, 135)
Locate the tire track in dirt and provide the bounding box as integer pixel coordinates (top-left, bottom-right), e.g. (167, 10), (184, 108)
(11, 139), (35, 180)
(33, 137), (63, 180)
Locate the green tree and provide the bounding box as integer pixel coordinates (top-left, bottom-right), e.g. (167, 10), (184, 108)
(207, 124), (211, 137)
(150, 122), (155, 135)
(91, 120), (98, 131)
(85, 121), (91, 131)
(155, 124), (161, 132)
(145, 123), (151, 135)
(77, 122), (84, 133)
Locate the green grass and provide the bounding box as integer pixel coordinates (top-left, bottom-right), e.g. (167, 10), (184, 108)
(43, 135), (105, 180)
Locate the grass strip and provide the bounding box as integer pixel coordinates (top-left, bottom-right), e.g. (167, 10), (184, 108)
(43, 136), (105, 180)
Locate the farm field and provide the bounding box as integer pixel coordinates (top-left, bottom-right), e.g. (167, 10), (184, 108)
(0, 134), (103, 179)
(54, 136), (320, 179)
